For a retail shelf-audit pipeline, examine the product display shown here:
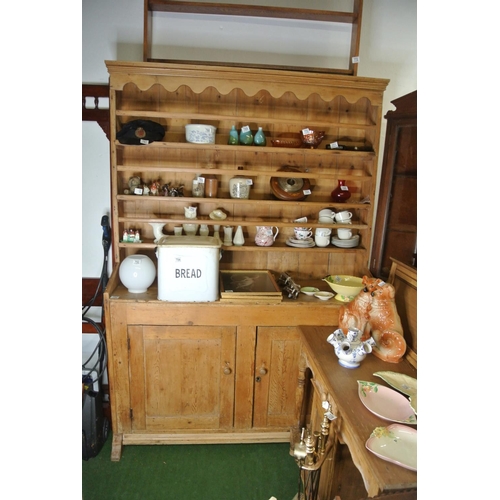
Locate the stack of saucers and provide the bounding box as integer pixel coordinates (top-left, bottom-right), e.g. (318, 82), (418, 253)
(286, 237), (315, 248)
(331, 234), (360, 248)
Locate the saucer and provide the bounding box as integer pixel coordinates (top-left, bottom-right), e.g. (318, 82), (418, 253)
(331, 235), (359, 248)
(286, 238), (315, 248)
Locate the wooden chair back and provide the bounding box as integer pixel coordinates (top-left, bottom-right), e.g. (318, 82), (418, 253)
(387, 258), (417, 369)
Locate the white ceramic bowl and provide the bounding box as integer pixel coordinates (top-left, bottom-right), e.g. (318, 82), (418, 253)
(185, 124), (217, 144)
(314, 291), (334, 301)
(322, 275), (364, 302)
(300, 286), (320, 296)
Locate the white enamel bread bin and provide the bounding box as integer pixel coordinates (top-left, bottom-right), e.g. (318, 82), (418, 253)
(156, 235), (221, 302)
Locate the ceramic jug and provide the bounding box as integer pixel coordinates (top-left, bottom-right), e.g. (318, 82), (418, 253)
(184, 206), (198, 219)
(255, 226), (279, 247)
(326, 328), (375, 369)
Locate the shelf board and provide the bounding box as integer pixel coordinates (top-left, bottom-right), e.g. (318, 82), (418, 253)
(118, 240), (365, 252)
(147, 1), (359, 24)
(116, 194), (372, 209)
(114, 110), (377, 131)
(118, 215), (368, 229)
(114, 143), (375, 157)
(116, 166), (374, 180)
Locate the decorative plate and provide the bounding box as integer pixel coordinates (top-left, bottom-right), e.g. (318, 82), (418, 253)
(270, 167), (311, 201)
(374, 371), (417, 414)
(366, 424), (417, 471)
(357, 381), (417, 425)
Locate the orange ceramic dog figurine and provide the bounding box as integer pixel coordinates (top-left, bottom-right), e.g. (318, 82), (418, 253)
(338, 276), (406, 363)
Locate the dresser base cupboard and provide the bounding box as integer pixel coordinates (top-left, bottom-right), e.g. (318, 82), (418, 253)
(104, 272), (339, 461)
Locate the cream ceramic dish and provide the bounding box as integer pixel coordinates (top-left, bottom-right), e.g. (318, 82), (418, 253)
(357, 381), (417, 425)
(366, 424), (417, 471)
(323, 275), (364, 302)
(314, 291), (334, 301)
(300, 287), (320, 296)
(374, 371), (417, 414)
(209, 209), (227, 221)
(185, 124), (217, 144)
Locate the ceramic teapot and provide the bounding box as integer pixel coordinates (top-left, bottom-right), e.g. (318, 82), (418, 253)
(326, 328), (375, 369)
(254, 226), (279, 247)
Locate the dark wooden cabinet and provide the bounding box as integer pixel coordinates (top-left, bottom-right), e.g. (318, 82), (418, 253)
(371, 91), (417, 280)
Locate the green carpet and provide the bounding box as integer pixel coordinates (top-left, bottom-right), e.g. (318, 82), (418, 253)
(82, 434), (299, 500)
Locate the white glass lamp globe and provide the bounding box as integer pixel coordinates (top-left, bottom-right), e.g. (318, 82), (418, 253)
(119, 254), (156, 293)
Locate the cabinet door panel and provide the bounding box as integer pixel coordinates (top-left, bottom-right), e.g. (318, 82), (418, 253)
(128, 325), (236, 432)
(253, 326), (301, 429)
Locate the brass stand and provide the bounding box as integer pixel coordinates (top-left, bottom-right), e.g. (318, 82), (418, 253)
(291, 402), (337, 500)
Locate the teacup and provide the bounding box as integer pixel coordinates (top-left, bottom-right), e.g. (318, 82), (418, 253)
(315, 228), (332, 237)
(294, 228), (313, 240)
(337, 228), (353, 240)
(335, 211), (353, 223)
(318, 209), (335, 219)
(314, 234), (330, 247)
(318, 216), (335, 224)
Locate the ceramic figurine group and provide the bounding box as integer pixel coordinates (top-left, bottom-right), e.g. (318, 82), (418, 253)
(124, 175), (184, 197)
(122, 229), (141, 243)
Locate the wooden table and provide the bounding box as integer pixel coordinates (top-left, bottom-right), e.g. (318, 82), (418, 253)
(298, 325), (417, 499)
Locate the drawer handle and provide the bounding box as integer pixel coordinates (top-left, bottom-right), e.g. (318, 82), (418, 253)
(223, 362), (232, 375)
(259, 366), (268, 376)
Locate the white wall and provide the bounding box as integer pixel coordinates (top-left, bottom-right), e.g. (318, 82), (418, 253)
(82, 0), (417, 276)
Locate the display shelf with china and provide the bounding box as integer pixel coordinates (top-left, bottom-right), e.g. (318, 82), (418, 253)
(107, 60), (388, 280)
(104, 61), (389, 461)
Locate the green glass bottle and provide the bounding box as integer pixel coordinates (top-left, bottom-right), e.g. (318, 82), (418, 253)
(253, 126), (266, 146)
(239, 125), (253, 145)
(228, 125), (239, 145)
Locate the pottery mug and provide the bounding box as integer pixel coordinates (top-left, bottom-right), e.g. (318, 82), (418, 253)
(314, 234), (330, 247)
(318, 216), (335, 224)
(337, 228), (352, 240)
(315, 228), (332, 237)
(334, 211), (352, 222)
(318, 209), (335, 219)
(294, 228), (313, 240)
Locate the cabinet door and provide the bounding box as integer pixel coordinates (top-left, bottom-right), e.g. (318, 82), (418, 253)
(128, 325), (236, 432)
(253, 326), (301, 429)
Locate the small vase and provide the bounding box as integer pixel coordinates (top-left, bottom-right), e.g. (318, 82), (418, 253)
(253, 127), (266, 146)
(199, 224), (210, 237)
(239, 125), (253, 145)
(233, 226), (245, 246)
(331, 180), (351, 203)
(223, 226), (233, 246)
(228, 125), (239, 145)
(149, 222), (166, 243)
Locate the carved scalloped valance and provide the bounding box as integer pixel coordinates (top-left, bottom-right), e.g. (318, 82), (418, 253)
(106, 61), (388, 105)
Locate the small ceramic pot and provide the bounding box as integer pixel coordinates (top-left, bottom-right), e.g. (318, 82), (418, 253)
(326, 328), (375, 369)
